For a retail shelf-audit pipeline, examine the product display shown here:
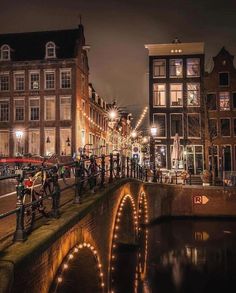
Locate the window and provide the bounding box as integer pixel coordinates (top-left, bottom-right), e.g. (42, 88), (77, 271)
(45, 42), (56, 58)
(28, 129), (40, 155)
(0, 131), (9, 156)
(44, 128), (55, 156)
(234, 119), (236, 136)
(14, 99), (25, 121)
(170, 114), (183, 137)
(45, 70), (55, 89)
(221, 118), (231, 137)
(0, 45), (10, 61)
(207, 93), (217, 110)
(29, 98), (40, 121)
(60, 128), (71, 156)
(153, 59), (166, 78)
(29, 71), (40, 90)
(153, 114), (166, 137)
(233, 93), (236, 109)
(219, 92), (230, 110)
(170, 84), (183, 106)
(0, 99), (9, 121)
(170, 59), (183, 78)
(187, 58), (200, 76)
(60, 96), (71, 120)
(0, 73), (9, 91)
(155, 145), (167, 168)
(187, 114), (201, 138)
(187, 83), (200, 106)
(209, 119), (217, 138)
(219, 72), (229, 86)
(60, 69), (71, 89)
(223, 146), (232, 171)
(14, 72), (25, 91)
(153, 84), (166, 106)
(45, 97), (55, 120)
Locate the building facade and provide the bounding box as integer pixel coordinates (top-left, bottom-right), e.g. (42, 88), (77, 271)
(145, 39), (205, 174)
(205, 47), (236, 174)
(0, 25), (90, 159)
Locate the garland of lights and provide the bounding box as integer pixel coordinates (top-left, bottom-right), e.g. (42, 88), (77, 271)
(133, 106), (148, 132)
(54, 242), (105, 291)
(80, 107), (106, 132)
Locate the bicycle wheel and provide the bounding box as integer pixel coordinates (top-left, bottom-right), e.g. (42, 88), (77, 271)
(22, 190), (35, 233)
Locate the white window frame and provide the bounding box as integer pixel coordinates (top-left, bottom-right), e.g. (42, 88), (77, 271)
(28, 129), (40, 155)
(60, 127), (72, 156)
(170, 83), (183, 107)
(187, 113), (201, 139)
(0, 72), (10, 91)
(0, 98), (10, 122)
(44, 96), (56, 121)
(220, 118), (231, 137)
(44, 128), (56, 156)
(0, 45), (10, 61)
(0, 131), (9, 156)
(153, 59), (166, 78)
(29, 97), (40, 121)
(187, 58), (200, 77)
(155, 144), (168, 169)
(219, 71), (230, 87)
(45, 42), (56, 59)
(14, 98), (25, 122)
(153, 113), (167, 138)
(13, 71), (25, 91)
(60, 96), (71, 120)
(169, 59), (183, 78)
(170, 113), (183, 138)
(44, 69), (56, 90)
(219, 91), (230, 111)
(60, 68), (72, 89)
(29, 70), (40, 91)
(153, 83), (166, 107)
(187, 83), (200, 107)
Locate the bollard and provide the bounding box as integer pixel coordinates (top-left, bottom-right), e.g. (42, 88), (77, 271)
(109, 153), (113, 183)
(51, 167), (60, 218)
(14, 173), (27, 242)
(100, 154), (105, 188)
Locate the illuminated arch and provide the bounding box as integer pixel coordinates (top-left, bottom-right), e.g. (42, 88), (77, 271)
(50, 242), (105, 292)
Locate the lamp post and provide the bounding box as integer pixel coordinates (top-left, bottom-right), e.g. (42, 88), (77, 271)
(108, 107), (119, 152)
(15, 130), (24, 156)
(150, 126), (157, 182)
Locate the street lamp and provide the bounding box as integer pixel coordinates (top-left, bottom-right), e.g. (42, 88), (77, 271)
(107, 107), (120, 152)
(15, 130), (24, 155)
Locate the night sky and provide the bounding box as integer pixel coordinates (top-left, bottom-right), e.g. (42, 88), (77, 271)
(1, 0), (236, 127)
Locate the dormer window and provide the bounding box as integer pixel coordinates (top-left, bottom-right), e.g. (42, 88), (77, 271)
(45, 42), (56, 59)
(1, 45), (10, 61)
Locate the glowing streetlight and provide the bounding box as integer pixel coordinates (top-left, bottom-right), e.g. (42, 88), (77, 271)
(108, 109), (118, 121)
(131, 131), (137, 139)
(150, 126), (157, 137)
(15, 130), (24, 155)
(15, 130), (24, 140)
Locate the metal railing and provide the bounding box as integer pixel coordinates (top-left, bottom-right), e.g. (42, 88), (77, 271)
(0, 154), (145, 243)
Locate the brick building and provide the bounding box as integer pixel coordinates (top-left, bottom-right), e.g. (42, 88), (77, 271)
(145, 39), (205, 174)
(205, 47), (236, 174)
(0, 25), (90, 158)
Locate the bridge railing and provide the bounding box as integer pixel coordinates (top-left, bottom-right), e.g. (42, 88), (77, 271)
(0, 154), (145, 243)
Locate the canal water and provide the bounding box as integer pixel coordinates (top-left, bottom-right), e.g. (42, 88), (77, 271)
(51, 219), (236, 293)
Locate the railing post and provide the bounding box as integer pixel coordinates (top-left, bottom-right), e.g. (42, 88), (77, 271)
(126, 157), (130, 178)
(51, 166), (60, 218)
(121, 155), (126, 178)
(116, 153), (120, 178)
(133, 160), (136, 178)
(175, 171), (178, 185)
(100, 154), (105, 188)
(145, 168), (148, 182)
(152, 162), (157, 182)
(74, 161), (81, 204)
(14, 172), (27, 242)
(109, 153), (113, 183)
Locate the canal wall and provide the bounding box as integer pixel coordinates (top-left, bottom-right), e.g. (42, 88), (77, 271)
(1, 180), (236, 293)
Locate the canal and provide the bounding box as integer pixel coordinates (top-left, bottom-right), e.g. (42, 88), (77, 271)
(51, 218), (236, 293)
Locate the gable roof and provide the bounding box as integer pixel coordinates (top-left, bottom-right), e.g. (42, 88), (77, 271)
(0, 27), (83, 61)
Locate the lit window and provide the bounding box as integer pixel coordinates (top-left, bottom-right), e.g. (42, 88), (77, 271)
(60, 128), (71, 156)
(187, 58), (200, 77)
(60, 96), (71, 120)
(45, 70), (55, 89)
(45, 42), (56, 58)
(187, 114), (201, 138)
(170, 59), (183, 78)
(187, 83), (200, 106)
(155, 145), (167, 168)
(28, 129), (40, 155)
(0, 99), (9, 122)
(14, 99), (25, 121)
(29, 98), (40, 121)
(170, 84), (183, 106)
(219, 92), (230, 110)
(153, 59), (166, 78)
(170, 114), (183, 137)
(60, 69), (71, 89)
(29, 71), (40, 90)
(153, 84), (166, 106)
(14, 72), (25, 91)
(0, 131), (9, 156)
(44, 128), (55, 156)
(153, 114), (166, 137)
(221, 119), (231, 137)
(219, 72), (229, 86)
(0, 45), (10, 61)
(0, 73), (9, 91)
(45, 97), (55, 120)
